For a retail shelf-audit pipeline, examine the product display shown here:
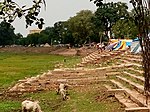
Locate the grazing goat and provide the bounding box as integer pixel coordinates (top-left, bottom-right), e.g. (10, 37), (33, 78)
(57, 83), (68, 100)
(22, 100), (42, 112)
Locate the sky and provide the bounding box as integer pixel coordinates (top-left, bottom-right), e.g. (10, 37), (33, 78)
(12, 0), (133, 37)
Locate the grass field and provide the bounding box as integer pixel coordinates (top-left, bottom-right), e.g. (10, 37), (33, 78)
(0, 52), (80, 89)
(0, 52), (123, 112)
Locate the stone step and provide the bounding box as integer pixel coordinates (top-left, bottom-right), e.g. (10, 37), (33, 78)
(107, 88), (124, 93)
(115, 93), (139, 108)
(120, 60), (142, 68)
(123, 57), (142, 63)
(125, 107), (149, 112)
(121, 59), (142, 67)
(125, 54), (142, 60)
(106, 72), (120, 77)
(123, 71), (144, 83)
(111, 79), (148, 107)
(128, 68), (144, 74)
(48, 73), (106, 79)
(54, 75), (106, 81)
(57, 79), (107, 86)
(121, 59), (131, 64)
(81, 61), (87, 64)
(104, 84), (112, 90)
(132, 63), (142, 68)
(116, 76), (144, 94)
(104, 84), (138, 108)
(110, 63), (133, 69)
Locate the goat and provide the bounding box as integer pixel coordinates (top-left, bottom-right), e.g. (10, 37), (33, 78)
(57, 83), (68, 100)
(22, 100), (42, 112)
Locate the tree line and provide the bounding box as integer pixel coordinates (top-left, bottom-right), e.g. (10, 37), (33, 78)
(0, 2), (141, 47)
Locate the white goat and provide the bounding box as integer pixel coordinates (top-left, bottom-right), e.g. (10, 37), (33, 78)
(57, 83), (68, 100)
(22, 100), (42, 112)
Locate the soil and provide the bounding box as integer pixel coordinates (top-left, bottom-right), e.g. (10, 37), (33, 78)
(0, 46), (96, 56)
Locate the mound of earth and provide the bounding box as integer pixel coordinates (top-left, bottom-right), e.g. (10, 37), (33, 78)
(0, 46), (96, 56)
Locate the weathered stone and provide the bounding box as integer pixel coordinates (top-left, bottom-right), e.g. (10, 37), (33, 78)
(125, 107), (149, 112)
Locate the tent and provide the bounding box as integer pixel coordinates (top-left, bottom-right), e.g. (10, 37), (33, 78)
(130, 38), (141, 54)
(112, 39), (132, 50)
(43, 43), (51, 47)
(106, 42), (117, 51)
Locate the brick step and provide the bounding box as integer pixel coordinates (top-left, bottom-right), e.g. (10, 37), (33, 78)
(120, 60), (142, 68)
(123, 71), (144, 83)
(9, 79), (108, 92)
(106, 72), (120, 77)
(125, 54), (142, 60)
(109, 63), (133, 69)
(128, 68), (144, 74)
(123, 57), (142, 63)
(109, 52), (120, 55)
(116, 76), (144, 94)
(115, 93), (139, 108)
(47, 75), (106, 80)
(104, 84), (124, 93)
(55, 79), (107, 86)
(104, 84), (138, 108)
(120, 59), (131, 64)
(125, 107), (149, 112)
(111, 79), (149, 107)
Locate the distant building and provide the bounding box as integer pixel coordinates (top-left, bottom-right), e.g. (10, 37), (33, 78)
(29, 29), (42, 34)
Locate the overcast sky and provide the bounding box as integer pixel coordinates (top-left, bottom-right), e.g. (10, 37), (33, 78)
(12, 0), (133, 36)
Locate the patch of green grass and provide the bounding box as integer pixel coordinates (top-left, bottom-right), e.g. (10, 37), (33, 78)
(122, 73), (144, 85)
(4, 85), (123, 112)
(0, 100), (21, 112)
(0, 52), (80, 89)
(124, 68), (143, 77)
(0, 52), (124, 112)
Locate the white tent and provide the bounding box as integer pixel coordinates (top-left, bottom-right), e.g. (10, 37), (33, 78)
(43, 43), (51, 47)
(131, 41), (141, 54)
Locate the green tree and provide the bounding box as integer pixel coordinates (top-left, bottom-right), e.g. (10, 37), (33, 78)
(26, 33), (40, 46)
(93, 2), (129, 38)
(14, 33), (23, 45)
(41, 26), (58, 45)
(112, 19), (138, 39)
(38, 33), (49, 45)
(90, 0), (103, 7)
(0, 21), (16, 46)
(67, 10), (95, 46)
(0, 0), (46, 29)
(53, 21), (66, 44)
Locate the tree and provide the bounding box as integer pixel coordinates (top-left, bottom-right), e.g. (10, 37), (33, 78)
(0, 0), (46, 29)
(90, 0), (103, 7)
(38, 33), (48, 45)
(67, 10), (95, 46)
(41, 26), (59, 45)
(93, 2), (129, 38)
(26, 33), (40, 46)
(53, 21), (66, 44)
(14, 33), (23, 45)
(0, 21), (16, 46)
(130, 0), (150, 104)
(112, 19), (138, 39)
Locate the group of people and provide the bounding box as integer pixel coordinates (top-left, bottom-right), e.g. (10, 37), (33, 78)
(96, 43), (106, 53)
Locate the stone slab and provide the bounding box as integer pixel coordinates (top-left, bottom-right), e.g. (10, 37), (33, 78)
(125, 107), (149, 112)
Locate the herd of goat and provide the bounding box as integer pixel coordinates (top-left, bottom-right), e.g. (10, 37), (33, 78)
(22, 83), (68, 112)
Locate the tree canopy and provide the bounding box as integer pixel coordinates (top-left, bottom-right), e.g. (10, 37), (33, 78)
(93, 2), (129, 38)
(67, 10), (95, 45)
(0, 0), (46, 29)
(0, 1), (144, 47)
(0, 21), (16, 46)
